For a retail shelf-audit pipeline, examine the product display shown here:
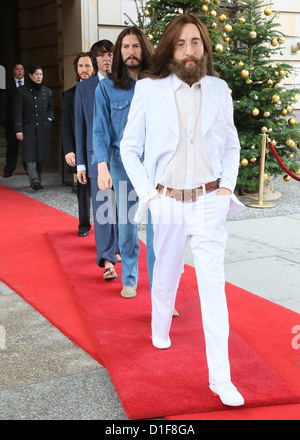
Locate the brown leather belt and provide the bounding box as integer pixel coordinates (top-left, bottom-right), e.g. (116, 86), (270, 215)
(157, 179), (219, 202)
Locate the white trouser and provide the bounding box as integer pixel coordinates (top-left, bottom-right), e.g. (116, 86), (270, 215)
(149, 189), (231, 385)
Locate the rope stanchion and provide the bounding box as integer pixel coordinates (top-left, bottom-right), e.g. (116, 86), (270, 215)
(268, 141), (300, 182)
(246, 127), (276, 209)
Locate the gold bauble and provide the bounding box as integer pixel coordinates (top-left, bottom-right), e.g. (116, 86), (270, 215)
(224, 37), (230, 43)
(215, 43), (224, 53)
(203, 0), (211, 3)
(201, 5), (208, 12)
(294, 95), (299, 102)
(272, 94), (280, 103)
(238, 61), (244, 66)
(249, 31), (257, 39)
(218, 14), (227, 22)
(246, 79), (253, 84)
(213, 0), (220, 4)
(263, 111), (270, 117)
(250, 157), (257, 163)
(264, 173), (269, 181)
(224, 24), (233, 32)
(271, 38), (279, 47)
(267, 79), (273, 86)
(295, 168), (300, 176)
(252, 108), (260, 116)
(228, 88), (232, 95)
(283, 174), (291, 182)
(210, 10), (217, 17)
(241, 158), (249, 166)
(286, 105), (293, 112)
(282, 108), (288, 115)
(241, 69), (249, 78)
(271, 139), (277, 146)
(238, 17), (246, 24)
(285, 139), (293, 146)
(278, 36), (285, 44)
(279, 70), (285, 76)
(288, 118), (296, 125)
(210, 22), (217, 29)
(264, 8), (272, 16)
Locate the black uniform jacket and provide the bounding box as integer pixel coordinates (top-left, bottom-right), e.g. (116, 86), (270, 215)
(14, 82), (54, 162)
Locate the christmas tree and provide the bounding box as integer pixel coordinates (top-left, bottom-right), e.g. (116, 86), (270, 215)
(124, 0), (230, 49)
(214, 0), (300, 191)
(125, 0), (300, 191)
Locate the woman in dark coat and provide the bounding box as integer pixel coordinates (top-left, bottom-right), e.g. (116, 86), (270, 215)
(14, 66), (54, 190)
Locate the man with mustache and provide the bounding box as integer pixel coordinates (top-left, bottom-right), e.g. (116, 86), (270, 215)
(120, 14), (246, 406)
(93, 27), (154, 298)
(62, 52), (94, 238)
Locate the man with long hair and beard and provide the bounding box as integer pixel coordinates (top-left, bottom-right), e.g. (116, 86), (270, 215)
(93, 27), (154, 299)
(120, 14), (246, 406)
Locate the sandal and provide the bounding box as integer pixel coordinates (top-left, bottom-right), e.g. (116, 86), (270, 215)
(103, 266), (118, 280)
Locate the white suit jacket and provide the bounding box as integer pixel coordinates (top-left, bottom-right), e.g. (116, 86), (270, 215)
(120, 74), (245, 220)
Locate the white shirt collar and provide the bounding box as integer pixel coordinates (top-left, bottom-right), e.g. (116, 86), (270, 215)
(171, 72), (202, 91)
(98, 71), (105, 81)
(14, 77), (24, 86)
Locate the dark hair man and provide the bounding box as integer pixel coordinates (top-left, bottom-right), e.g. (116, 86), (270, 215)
(75, 40), (120, 279)
(2, 63), (27, 177)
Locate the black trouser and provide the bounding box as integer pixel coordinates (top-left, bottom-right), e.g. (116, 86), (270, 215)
(77, 178), (91, 234)
(4, 125), (27, 174)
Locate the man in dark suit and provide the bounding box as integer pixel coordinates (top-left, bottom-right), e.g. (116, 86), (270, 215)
(75, 40), (120, 280)
(62, 52), (94, 237)
(2, 63), (27, 177)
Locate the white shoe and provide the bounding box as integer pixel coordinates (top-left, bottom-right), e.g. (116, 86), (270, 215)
(172, 308), (179, 317)
(209, 381), (244, 406)
(152, 334), (171, 349)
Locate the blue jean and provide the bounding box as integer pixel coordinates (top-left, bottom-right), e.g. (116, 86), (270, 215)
(110, 148), (139, 287)
(90, 177), (119, 267)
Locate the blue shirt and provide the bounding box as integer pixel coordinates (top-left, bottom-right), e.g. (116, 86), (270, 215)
(92, 76), (136, 164)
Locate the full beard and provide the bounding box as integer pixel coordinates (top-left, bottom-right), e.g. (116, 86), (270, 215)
(168, 53), (208, 86)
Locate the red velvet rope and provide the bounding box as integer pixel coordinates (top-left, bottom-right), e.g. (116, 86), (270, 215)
(268, 141), (300, 182)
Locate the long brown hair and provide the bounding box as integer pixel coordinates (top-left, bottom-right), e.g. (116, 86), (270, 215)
(109, 27), (153, 89)
(147, 14), (218, 79)
(73, 52), (93, 82)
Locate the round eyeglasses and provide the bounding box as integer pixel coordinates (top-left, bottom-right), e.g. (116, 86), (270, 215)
(175, 40), (203, 51)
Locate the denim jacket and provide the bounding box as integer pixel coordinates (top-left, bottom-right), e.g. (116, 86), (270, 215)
(92, 76), (136, 165)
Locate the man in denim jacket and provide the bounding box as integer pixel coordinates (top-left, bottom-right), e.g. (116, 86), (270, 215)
(93, 27), (153, 299)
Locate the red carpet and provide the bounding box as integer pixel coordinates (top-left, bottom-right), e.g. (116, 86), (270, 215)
(1, 184), (300, 420)
(0, 185), (103, 365)
(46, 229), (300, 419)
